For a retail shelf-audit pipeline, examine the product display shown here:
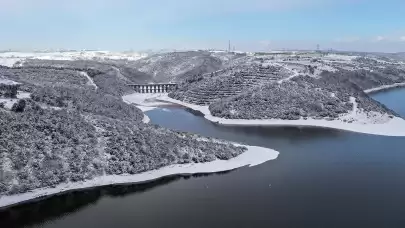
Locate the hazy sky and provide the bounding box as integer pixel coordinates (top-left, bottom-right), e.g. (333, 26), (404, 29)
(1, 0), (405, 52)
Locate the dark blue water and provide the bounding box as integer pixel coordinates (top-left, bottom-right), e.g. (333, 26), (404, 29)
(1, 88), (405, 228)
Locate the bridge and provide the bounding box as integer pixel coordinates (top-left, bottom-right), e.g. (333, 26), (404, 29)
(128, 83), (178, 93)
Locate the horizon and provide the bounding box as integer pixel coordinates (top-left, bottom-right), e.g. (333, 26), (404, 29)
(1, 0), (405, 52)
(1, 48), (404, 55)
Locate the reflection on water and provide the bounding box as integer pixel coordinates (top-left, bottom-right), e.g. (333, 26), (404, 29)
(2, 88), (405, 228)
(0, 172), (233, 228)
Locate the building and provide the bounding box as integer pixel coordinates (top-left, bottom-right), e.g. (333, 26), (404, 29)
(0, 79), (20, 98)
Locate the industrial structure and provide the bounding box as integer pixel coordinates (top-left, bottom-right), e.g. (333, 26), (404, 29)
(128, 83), (178, 93)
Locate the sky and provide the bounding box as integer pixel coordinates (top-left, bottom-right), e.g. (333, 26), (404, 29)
(1, 0), (405, 52)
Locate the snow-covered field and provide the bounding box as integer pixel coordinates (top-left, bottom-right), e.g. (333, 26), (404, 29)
(122, 93), (405, 137)
(0, 144), (279, 209)
(0, 51), (148, 67)
(324, 53), (359, 61)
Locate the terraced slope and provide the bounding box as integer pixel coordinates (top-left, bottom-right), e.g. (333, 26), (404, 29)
(209, 75), (398, 120)
(169, 53), (405, 121)
(170, 64), (292, 105)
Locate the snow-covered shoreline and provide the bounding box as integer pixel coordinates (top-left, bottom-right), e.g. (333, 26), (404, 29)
(150, 94), (405, 137)
(0, 145), (279, 210)
(364, 83), (405, 94)
(122, 93), (170, 107)
(122, 93), (166, 123)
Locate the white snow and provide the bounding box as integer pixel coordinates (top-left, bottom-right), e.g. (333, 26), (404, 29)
(342, 97), (358, 120)
(0, 57), (23, 67)
(136, 106), (157, 112)
(80, 72), (98, 90)
(122, 93), (171, 124)
(0, 99), (16, 109)
(0, 144), (279, 209)
(0, 78), (20, 85)
(122, 93), (171, 107)
(0, 51), (148, 67)
(324, 54), (359, 61)
(278, 69), (299, 84)
(0, 92), (31, 109)
(142, 114), (151, 123)
(316, 63), (338, 73)
(16, 92), (31, 99)
(364, 83), (405, 94)
(154, 94), (405, 137)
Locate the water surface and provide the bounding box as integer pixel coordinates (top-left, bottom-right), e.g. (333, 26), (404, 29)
(1, 89), (405, 228)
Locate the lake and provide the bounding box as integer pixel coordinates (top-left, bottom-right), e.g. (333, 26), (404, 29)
(1, 88), (405, 228)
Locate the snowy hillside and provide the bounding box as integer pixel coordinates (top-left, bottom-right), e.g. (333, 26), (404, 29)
(1, 49), (405, 206)
(0, 51), (148, 68)
(209, 75), (397, 120)
(168, 51), (405, 127)
(130, 51), (223, 82)
(0, 58), (249, 201)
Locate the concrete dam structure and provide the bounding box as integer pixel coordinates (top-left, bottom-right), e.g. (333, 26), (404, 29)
(128, 83), (178, 93)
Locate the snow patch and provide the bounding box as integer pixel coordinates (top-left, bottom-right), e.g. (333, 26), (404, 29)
(324, 54), (359, 61)
(142, 114), (151, 123)
(136, 106), (157, 112)
(122, 93), (171, 107)
(0, 92), (31, 109)
(122, 93), (171, 123)
(0, 58), (23, 67)
(80, 72), (98, 90)
(0, 78), (20, 85)
(278, 70), (299, 83)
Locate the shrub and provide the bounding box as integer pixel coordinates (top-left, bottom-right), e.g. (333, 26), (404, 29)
(11, 99), (26, 112)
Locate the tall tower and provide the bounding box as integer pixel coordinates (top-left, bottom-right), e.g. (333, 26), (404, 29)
(228, 40), (231, 52)
(317, 44), (320, 52)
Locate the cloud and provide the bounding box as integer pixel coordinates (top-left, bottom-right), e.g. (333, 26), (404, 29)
(373, 36), (386, 42)
(369, 34), (405, 43)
